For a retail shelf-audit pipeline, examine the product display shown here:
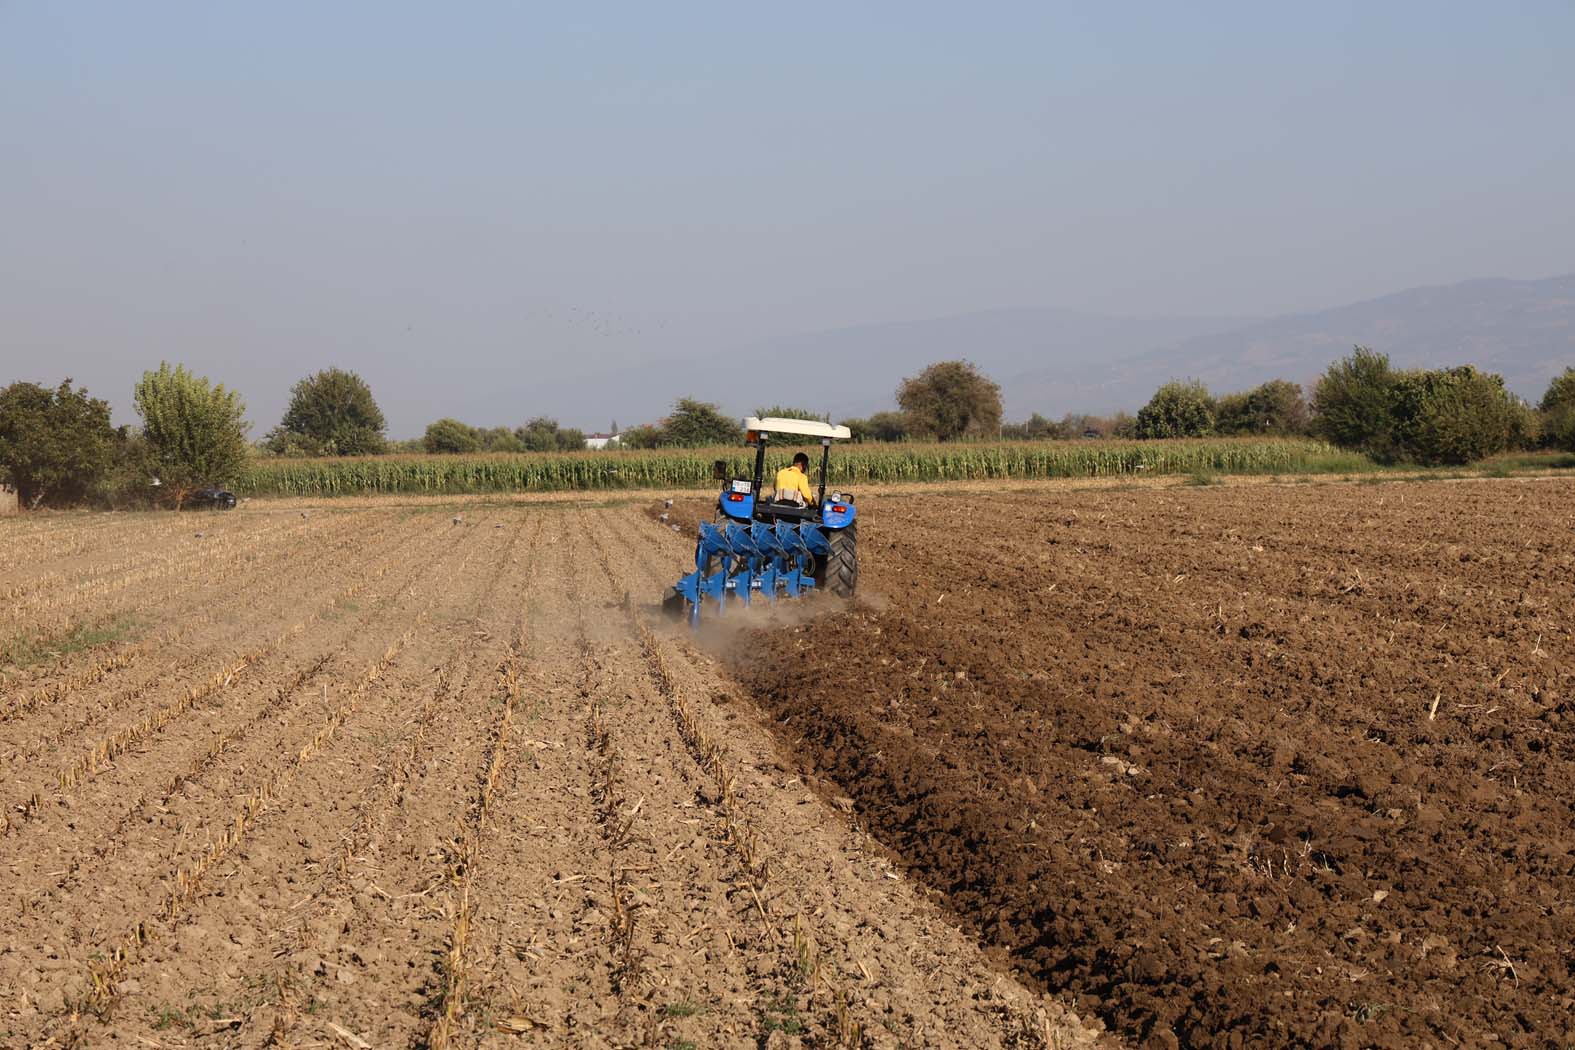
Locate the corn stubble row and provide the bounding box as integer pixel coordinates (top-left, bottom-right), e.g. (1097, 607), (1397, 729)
(236, 438), (1362, 496)
(74, 523), (486, 1022)
(630, 614), (863, 1047)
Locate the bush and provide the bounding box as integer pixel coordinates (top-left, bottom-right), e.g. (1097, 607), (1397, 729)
(422, 418), (482, 454)
(897, 361), (1003, 441)
(267, 368), (387, 455)
(133, 362), (250, 507)
(1135, 380), (1216, 439)
(1215, 380), (1309, 436)
(1390, 366), (1521, 465)
(0, 379), (120, 508)
(1002, 413), (1067, 441)
(514, 417), (586, 452)
(1313, 348), (1525, 464)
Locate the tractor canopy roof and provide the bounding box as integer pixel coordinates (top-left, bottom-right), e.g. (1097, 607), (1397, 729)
(744, 416), (852, 442)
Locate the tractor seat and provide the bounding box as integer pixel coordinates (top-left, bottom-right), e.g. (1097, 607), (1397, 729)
(763, 500), (818, 522)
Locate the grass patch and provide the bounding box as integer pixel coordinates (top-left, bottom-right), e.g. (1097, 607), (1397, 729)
(1186, 469), (1221, 487)
(760, 994), (804, 1035)
(0, 615), (141, 671)
(664, 1000), (703, 1018)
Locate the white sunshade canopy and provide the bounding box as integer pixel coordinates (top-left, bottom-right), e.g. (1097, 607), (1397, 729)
(745, 416), (852, 441)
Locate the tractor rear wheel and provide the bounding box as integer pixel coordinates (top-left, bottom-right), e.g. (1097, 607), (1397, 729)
(824, 524), (857, 598)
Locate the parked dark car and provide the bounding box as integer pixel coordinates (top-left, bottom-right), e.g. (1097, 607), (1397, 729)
(186, 485), (237, 510)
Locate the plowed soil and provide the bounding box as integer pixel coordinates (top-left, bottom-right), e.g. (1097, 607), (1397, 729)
(706, 478), (1575, 1049)
(0, 505), (1098, 1049)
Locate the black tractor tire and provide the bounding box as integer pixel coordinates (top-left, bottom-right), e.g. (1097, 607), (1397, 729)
(824, 523), (858, 598)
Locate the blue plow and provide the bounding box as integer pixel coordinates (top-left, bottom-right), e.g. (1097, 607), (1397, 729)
(671, 520), (827, 626)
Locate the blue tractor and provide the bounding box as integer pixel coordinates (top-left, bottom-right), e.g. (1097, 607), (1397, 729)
(663, 416), (858, 624)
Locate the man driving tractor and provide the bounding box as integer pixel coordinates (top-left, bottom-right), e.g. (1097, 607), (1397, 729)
(774, 452), (816, 506)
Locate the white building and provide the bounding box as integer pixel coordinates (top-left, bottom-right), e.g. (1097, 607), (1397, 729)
(583, 432), (622, 450)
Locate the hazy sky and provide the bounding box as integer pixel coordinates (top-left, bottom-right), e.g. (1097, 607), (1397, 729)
(5, 2), (1573, 434)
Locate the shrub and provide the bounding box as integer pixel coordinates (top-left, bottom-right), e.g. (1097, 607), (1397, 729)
(1215, 380), (1309, 436)
(422, 418), (482, 453)
(133, 362), (250, 507)
(1135, 380), (1216, 439)
(0, 379), (119, 508)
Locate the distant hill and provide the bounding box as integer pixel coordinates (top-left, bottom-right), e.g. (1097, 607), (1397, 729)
(1011, 273), (1575, 415)
(507, 274), (1575, 428)
(580, 309), (1249, 424)
(632, 274), (1575, 423)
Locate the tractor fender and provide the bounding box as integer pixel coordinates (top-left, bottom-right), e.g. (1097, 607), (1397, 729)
(820, 500), (856, 529)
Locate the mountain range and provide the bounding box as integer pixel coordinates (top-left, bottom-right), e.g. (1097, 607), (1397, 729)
(635, 273), (1575, 422)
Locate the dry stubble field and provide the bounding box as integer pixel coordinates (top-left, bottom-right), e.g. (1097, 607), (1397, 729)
(0, 502), (1094, 1049)
(3, 475), (1573, 1049)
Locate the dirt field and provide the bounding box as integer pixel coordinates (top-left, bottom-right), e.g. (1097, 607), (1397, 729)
(0, 504), (1098, 1048)
(708, 478), (1575, 1049)
(6, 477), (1573, 1049)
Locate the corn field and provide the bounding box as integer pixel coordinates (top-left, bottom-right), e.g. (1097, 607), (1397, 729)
(232, 438), (1369, 497)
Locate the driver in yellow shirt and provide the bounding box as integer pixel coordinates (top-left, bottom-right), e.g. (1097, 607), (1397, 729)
(773, 452), (816, 506)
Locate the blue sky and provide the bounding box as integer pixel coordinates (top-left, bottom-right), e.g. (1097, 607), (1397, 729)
(4, 2), (1573, 433)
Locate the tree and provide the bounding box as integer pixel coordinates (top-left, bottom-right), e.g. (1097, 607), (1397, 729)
(268, 368), (386, 455)
(1311, 347), (1399, 458)
(1215, 380), (1309, 436)
(661, 398), (743, 446)
(422, 418), (481, 453)
(477, 426), (525, 453)
(754, 406), (828, 422)
(133, 363), (249, 508)
(1002, 412), (1066, 440)
(0, 379), (119, 508)
(896, 361), (1002, 441)
(1539, 368), (1575, 452)
(843, 411), (910, 442)
(619, 424), (662, 449)
(1135, 380), (1216, 439)
(515, 417), (586, 452)
(1539, 367), (1575, 413)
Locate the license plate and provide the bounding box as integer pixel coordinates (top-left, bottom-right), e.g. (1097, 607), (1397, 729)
(731, 480), (752, 495)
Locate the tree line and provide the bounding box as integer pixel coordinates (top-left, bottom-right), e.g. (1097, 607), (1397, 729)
(4, 353), (1574, 510)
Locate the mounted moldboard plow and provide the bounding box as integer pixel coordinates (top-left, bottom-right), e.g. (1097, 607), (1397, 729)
(663, 416), (859, 626)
